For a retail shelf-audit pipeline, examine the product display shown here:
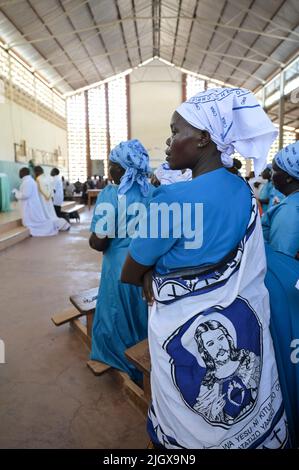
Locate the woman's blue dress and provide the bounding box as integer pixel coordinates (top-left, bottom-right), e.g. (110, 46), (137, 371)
(90, 182), (153, 380)
(265, 244), (299, 447)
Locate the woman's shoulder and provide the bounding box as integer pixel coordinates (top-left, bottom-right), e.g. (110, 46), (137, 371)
(95, 184), (118, 204)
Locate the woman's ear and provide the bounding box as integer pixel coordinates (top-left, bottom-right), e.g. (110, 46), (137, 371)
(197, 130), (211, 148)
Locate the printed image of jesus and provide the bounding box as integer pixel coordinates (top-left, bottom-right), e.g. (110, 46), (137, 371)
(193, 320), (260, 424)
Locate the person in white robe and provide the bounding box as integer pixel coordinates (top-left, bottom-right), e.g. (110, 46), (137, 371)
(50, 167), (64, 217)
(12, 167), (58, 237)
(34, 166), (70, 232)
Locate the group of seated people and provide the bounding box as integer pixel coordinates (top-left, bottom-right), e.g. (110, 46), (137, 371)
(88, 87), (299, 449)
(13, 166), (70, 236)
(62, 175), (108, 202)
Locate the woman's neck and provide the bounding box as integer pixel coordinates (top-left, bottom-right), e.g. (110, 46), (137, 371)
(192, 150), (223, 178)
(284, 182), (299, 197)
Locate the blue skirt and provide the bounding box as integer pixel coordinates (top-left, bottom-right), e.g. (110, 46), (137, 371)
(91, 242), (148, 382)
(265, 244), (299, 447)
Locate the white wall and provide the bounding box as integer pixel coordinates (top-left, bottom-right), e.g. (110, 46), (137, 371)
(130, 59), (182, 169)
(0, 97), (67, 165)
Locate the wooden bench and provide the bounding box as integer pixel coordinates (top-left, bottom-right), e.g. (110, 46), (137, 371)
(61, 203), (85, 222)
(51, 283), (110, 376)
(124, 339), (151, 412)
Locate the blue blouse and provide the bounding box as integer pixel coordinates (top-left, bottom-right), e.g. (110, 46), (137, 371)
(129, 168), (252, 274)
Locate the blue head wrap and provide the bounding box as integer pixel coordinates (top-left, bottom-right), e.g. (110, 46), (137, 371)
(109, 139), (151, 196)
(275, 141), (299, 180)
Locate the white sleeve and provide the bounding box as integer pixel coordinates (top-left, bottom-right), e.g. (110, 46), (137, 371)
(15, 179), (32, 200)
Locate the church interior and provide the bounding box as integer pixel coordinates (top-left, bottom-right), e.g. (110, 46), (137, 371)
(0, 0), (298, 452)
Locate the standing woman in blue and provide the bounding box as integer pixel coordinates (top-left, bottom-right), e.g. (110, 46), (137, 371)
(122, 88), (288, 449)
(262, 141), (299, 446)
(89, 139), (153, 381)
(262, 141), (299, 258)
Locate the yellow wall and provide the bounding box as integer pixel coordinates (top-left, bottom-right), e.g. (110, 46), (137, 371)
(0, 96), (67, 165)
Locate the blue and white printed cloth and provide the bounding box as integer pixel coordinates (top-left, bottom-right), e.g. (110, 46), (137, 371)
(109, 139), (151, 196)
(155, 162), (192, 185)
(275, 141), (299, 179)
(147, 193), (288, 449)
(176, 88), (277, 176)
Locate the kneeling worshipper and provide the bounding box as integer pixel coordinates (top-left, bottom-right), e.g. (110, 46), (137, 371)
(34, 166), (70, 232)
(89, 139), (154, 382)
(121, 88), (289, 449)
(12, 167), (58, 237)
(262, 141), (299, 447)
(152, 161), (192, 186)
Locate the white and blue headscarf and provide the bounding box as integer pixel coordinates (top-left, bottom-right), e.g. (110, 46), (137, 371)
(109, 139), (151, 196)
(275, 141), (299, 180)
(176, 88), (277, 176)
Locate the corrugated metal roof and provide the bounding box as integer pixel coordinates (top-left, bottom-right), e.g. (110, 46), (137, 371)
(0, 0), (297, 97)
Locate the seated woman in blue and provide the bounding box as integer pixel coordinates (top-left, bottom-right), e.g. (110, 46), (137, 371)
(262, 141), (299, 258)
(121, 88), (288, 449)
(89, 139), (153, 381)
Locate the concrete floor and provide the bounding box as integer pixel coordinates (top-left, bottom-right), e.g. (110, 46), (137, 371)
(0, 211), (148, 449)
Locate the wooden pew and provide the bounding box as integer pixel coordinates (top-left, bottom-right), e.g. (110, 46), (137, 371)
(125, 339), (151, 402)
(61, 203), (85, 222)
(51, 283), (110, 375)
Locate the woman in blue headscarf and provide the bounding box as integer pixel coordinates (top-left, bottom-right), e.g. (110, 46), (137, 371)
(262, 141), (299, 258)
(89, 139), (153, 381)
(262, 141), (299, 446)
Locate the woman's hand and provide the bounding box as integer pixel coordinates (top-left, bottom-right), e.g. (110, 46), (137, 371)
(89, 232), (109, 252)
(142, 269), (155, 306)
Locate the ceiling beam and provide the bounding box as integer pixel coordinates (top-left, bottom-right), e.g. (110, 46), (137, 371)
(85, 1), (116, 75)
(161, 26), (265, 83)
(162, 0), (283, 67)
(0, 3), (75, 90)
(236, 0), (292, 88)
(114, 0), (133, 68)
(49, 40), (153, 87)
(226, 0), (299, 39)
(180, 0), (199, 68)
(57, 0), (103, 82)
(171, 0), (182, 63)
(26, 0), (88, 86)
(197, 0), (228, 74)
(157, 0), (161, 57)
(10, 0), (90, 41)
(209, 0), (255, 81)
(9, 14), (297, 48)
(132, 0), (142, 64)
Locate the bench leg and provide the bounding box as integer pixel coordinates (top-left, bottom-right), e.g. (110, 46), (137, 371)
(86, 313), (94, 339)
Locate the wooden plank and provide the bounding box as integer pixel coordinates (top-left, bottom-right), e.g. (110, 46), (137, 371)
(143, 374), (151, 401)
(69, 287), (98, 314)
(51, 307), (82, 326)
(125, 339), (150, 376)
(70, 318), (91, 349)
(86, 312), (94, 338)
(114, 371), (148, 417)
(61, 204), (85, 214)
(86, 360), (110, 376)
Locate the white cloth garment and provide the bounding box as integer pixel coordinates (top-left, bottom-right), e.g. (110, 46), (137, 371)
(148, 194), (288, 449)
(14, 175), (58, 237)
(176, 88), (277, 176)
(155, 163), (192, 185)
(37, 174), (70, 231)
(52, 175), (64, 206)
